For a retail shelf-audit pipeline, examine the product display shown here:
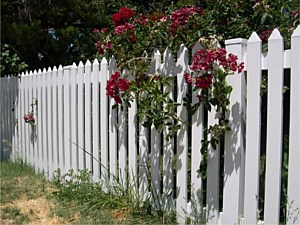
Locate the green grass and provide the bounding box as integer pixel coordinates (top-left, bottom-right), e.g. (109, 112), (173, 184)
(0, 160), (177, 224)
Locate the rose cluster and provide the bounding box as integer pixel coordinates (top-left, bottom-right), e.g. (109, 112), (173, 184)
(112, 7), (136, 27)
(106, 71), (130, 104)
(94, 6), (204, 57)
(184, 48), (244, 89)
(169, 6), (204, 35)
(23, 113), (35, 125)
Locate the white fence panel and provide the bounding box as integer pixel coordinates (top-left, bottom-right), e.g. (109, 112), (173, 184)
(1, 27), (300, 225)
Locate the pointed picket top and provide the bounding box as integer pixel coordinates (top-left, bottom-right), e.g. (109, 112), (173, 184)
(47, 67), (52, 72)
(248, 31), (262, 43)
(58, 65), (63, 71)
(162, 47), (175, 77)
(101, 57), (108, 65)
(93, 58), (99, 66)
(143, 50), (148, 59)
(42, 68), (47, 73)
(268, 28), (283, 40)
(29, 70), (33, 75)
(21, 72), (25, 76)
(38, 69), (42, 74)
(154, 48), (161, 59)
(109, 55), (117, 74)
(25, 71), (29, 76)
(33, 70), (38, 75)
(78, 61), (84, 68)
(292, 24), (300, 37)
(72, 62), (77, 67)
(53, 66), (58, 72)
(192, 40), (204, 55)
(154, 49), (162, 72)
(85, 59), (91, 66)
(176, 44), (189, 74)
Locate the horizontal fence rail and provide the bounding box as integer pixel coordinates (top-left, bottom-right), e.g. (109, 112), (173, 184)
(1, 26), (299, 225)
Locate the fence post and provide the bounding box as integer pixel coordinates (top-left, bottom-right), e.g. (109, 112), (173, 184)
(223, 38), (247, 224)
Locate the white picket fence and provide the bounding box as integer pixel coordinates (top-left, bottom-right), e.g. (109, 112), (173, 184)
(1, 26), (299, 225)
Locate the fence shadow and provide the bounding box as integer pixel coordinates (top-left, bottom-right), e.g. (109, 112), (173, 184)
(1, 76), (20, 160)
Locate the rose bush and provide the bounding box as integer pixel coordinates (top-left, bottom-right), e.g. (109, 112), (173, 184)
(95, 2), (296, 174)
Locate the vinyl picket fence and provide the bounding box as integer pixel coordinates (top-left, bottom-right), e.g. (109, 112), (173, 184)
(1, 26), (299, 225)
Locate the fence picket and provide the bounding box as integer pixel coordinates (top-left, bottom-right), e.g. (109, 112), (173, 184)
(223, 38), (247, 224)
(139, 117), (149, 200)
(36, 70), (43, 172)
(191, 41), (204, 216)
(25, 72), (31, 165)
(32, 71), (38, 172)
(206, 108), (220, 225)
(41, 69), (48, 175)
(92, 59), (100, 181)
(63, 66), (72, 175)
(47, 68), (54, 178)
(57, 66), (64, 172)
(52, 67), (58, 174)
(151, 49), (162, 205)
(287, 25), (300, 225)
(162, 47), (175, 210)
(84, 60), (92, 172)
(176, 44), (189, 224)
(100, 58), (108, 181)
(244, 32), (262, 224)
(77, 62), (85, 170)
(108, 57), (118, 184)
(264, 29), (284, 225)
(70, 64), (78, 174)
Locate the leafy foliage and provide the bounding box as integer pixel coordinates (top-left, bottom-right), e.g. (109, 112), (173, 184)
(0, 44), (28, 76)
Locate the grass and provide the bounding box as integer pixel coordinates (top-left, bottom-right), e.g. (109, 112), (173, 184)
(0, 160), (177, 224)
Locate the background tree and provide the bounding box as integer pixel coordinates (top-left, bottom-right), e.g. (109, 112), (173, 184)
(1, 0), (116, 74)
